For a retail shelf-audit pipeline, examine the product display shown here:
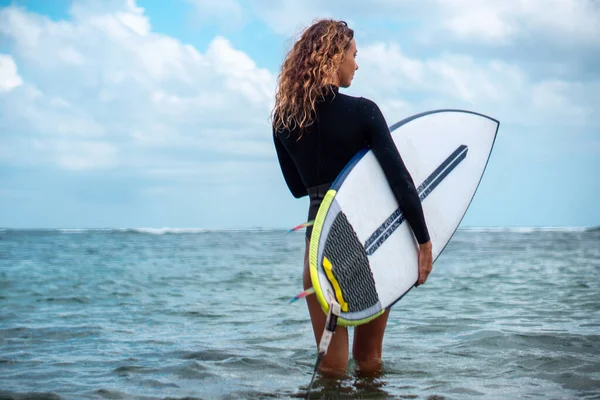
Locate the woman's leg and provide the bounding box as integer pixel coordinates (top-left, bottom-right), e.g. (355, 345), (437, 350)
(352, 308), (390, 377)
(303, 238), (348, 377)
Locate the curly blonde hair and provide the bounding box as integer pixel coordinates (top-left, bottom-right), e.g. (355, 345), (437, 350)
(271, 19), (354, 136)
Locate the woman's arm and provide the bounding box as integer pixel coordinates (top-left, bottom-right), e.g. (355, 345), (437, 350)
(273, 129), (308, 199)
(359, 97), (430, 245)
(359, 98), (433, 285)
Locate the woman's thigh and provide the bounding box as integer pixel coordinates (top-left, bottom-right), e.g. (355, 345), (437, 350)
(302, 238), (348, 376)
(352, 308), (390, 376)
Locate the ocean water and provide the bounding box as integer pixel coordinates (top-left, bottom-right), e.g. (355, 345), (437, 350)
(1, 227), (599, 399)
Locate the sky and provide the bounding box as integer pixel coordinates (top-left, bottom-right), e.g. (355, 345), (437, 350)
(0, 0), (598, 229)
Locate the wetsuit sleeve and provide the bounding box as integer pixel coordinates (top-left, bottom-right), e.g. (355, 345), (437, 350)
(359, 98), (430, 244)
(273, 130), (307, 198)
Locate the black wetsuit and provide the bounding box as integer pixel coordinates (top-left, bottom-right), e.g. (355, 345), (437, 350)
(273, 85), (430, 244)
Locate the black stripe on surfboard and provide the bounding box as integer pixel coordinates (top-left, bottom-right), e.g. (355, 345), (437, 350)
(363, 145), (467, 250)
(364, 145), (468, 256)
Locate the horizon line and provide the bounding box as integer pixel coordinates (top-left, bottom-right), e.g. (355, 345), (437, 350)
(1, 226), (598, 231)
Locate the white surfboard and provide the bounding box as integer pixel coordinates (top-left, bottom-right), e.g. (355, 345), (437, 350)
(308, 109), (499, 326)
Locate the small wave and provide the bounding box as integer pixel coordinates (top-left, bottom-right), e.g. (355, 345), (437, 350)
(0, 325), (104, 340)
(56, 228), (206, 235)
(93, 389), (135, 399)
(0, 227), (201, 235)
(1, 227), (283, 235)
(0, 391), (62, 400)
(0, 359), (21, 365)
(58, 228), (112, 233)
(124, 227), (212, 234)
(178, 349), (241, 362)
(37, 296), (90, 304)
(113, 365), (156, 375)
(459, 227), (591, 233)
(2, 228), (114, 234)
(125, 227), (281, 234)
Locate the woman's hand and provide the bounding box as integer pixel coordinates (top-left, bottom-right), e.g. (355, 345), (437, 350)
(416, 240), (433, 287)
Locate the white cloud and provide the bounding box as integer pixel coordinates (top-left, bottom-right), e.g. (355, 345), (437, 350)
(347, 41), (598, 129)
(244, 0), (598, 136)
(443, 4), (516, 44)
(251, 0), (600, 48)
(0, 1), (276, 173)
(439, 0), (600, 45)
(0, 54), (23, 92)
(113, 0), (150, 35)
(206, 37), (275, 106)
(1, 1), (596, 177)
(115, 10), (150, 36)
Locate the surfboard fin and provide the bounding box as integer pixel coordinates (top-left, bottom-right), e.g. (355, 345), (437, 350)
(289, 287), (315, 303)
(287, 220), (315, 233)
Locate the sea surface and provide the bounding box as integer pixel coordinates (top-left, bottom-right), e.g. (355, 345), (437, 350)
(1, 227), (599, 399)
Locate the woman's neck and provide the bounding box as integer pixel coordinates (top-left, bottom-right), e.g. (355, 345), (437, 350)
(323, 74), (340, 88)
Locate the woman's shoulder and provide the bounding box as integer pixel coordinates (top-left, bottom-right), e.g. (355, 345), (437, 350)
(351, 95), (383, 120)
(335, 90), (380, 110)
(332, 90), (380, 109)
(356, 95), (380, 110)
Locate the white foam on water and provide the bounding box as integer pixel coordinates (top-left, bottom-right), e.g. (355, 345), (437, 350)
(459, 226), (591, 233)
(129, 227), (212, 234)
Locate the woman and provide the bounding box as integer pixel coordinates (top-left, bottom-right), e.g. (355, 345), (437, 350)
(271, 19), (433, 378)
